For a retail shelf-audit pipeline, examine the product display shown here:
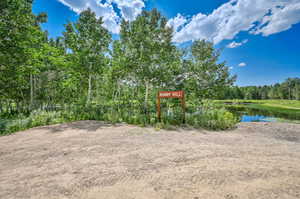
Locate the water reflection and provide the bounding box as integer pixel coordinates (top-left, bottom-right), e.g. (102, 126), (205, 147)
(241, 115), (277, 122)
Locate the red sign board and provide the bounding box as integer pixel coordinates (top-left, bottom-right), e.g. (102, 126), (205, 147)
(158, 91), (184, 98)
(157, 90), (186, 123)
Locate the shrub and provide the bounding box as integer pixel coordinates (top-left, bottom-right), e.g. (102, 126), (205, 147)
(186, 100), (238, 130)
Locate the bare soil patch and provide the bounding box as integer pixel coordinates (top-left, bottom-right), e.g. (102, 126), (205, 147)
(1, 121), (300, 199)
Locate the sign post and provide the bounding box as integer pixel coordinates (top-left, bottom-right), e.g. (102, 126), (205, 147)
(157, 91), (185, 123)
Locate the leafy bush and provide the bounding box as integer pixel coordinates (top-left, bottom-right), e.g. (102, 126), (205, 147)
(186, 100), (238, 130)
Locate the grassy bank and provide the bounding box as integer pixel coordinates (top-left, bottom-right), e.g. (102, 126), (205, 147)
(216, 100), (300, 109)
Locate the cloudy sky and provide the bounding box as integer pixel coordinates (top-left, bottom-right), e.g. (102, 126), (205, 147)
(33, 0), (300, 86)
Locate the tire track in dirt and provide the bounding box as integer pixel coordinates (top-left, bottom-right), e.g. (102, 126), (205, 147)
(0, 121), (300, 199)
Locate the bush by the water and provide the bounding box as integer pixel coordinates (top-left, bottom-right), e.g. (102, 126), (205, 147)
(0, 101), (238, 135)
(186, 101), (238, 130)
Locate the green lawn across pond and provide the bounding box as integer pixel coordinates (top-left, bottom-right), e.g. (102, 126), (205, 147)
(216, 99), (300, 110)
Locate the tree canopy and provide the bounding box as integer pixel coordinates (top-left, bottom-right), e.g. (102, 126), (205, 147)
(1, 1), (238, 108)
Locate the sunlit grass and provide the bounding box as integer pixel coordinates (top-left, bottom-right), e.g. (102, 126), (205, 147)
(216, 99), (300, 110)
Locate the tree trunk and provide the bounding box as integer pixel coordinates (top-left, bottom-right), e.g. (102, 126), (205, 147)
(144, 80), (149, 113)
(30, 74), (34, 108)
(87, 73), (92, 105)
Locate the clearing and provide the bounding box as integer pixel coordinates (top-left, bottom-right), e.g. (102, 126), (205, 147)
(1, 121), (300, 199)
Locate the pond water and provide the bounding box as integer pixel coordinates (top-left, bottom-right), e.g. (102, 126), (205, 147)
(240, 115), (278, 122)
(226, 106), (300, 123)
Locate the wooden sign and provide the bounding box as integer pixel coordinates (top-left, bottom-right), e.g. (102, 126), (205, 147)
(157, 91), (186, 123)
(158, 91), (184, 98)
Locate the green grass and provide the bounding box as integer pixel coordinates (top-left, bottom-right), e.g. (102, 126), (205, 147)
(216, 99), (300, 110)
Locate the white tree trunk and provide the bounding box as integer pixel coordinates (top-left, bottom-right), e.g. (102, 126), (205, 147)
(87, 73), (92, 105)
(144, 80), (149, 111)
(30, 74), (34, 108)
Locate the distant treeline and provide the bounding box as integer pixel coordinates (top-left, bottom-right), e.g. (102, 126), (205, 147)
(219, 78), (300, 100)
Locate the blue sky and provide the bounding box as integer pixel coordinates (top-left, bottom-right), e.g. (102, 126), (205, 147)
(33, 0), (300, 86)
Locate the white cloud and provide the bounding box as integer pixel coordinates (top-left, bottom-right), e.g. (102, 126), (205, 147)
(58, 0), (300, 41)
(170, 0), (300, 44)
(227, 39), (248, 48)
(109, 0), (145, 21)
(58, 0), (145, 34)
(238, 62), (246, 67)
(251, 3), (300, 36)
(167, 14), (187, 32)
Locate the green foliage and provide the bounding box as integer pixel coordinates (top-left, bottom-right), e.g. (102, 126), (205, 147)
(63, 8), (112, 105)
(116, 9), (182, 112)
(186, 101), (238, 130)
(180, 40), (236, 100)
(0, 0), (48, 101)
(118, 9), (180, 85)
(0, 101), (238, 135)
(1, 5), (239, 134)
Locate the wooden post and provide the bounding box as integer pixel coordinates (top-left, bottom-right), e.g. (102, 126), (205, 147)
(181, 91), (186, 123)
(157, 92), (161, 122)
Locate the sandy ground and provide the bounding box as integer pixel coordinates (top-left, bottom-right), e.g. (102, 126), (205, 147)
(0, 121), (300, 199)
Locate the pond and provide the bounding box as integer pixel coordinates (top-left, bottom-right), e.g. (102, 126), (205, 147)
(226, 106), (300, 123)
(240, 115), (278, 122)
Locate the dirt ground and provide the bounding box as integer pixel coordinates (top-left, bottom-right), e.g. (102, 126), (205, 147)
(0, 121), (300, 199)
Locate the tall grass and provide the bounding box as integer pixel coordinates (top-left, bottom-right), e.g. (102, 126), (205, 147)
(0, 101), (238, 135)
